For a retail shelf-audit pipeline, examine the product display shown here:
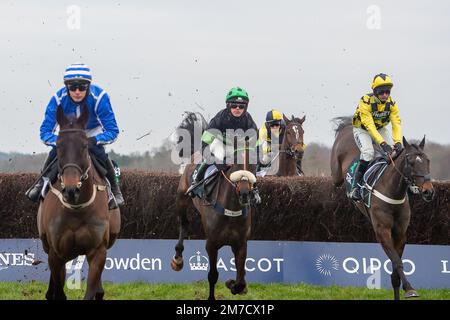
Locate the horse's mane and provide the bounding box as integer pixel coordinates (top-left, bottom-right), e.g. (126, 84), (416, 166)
(173, 111), (208, 157)
(331, 116), (353, 137)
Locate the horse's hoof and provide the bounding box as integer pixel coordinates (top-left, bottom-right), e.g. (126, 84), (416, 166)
(95, 292), (105, 300)
(225, 279), (235, 290)
(225, 280), (247, 295)
(405, 290), (419, 298)
(171, 257), (183, 271)
(238, 286), (248, 295)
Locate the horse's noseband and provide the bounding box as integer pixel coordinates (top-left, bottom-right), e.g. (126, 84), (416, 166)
(58, 162), (91, 189)
(285, 145), (304, 159)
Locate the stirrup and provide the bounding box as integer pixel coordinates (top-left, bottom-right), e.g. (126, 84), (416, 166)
(350, 188), (362, 201)
(186, 181), (201, 197)
(113, 192), (125, 206)
(26, 186), (42, 203)
(108, 197), (118, 210)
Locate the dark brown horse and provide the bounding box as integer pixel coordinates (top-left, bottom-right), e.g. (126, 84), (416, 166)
(37, 105), (120, 300)
(331, 117), (435, 300)
(171, 137), (257, 300)
(262, 114), (306, 176)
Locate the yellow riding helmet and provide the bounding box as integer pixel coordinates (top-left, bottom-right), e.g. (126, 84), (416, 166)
(371, 73), (394, 90)
(265, 109), (283, 123)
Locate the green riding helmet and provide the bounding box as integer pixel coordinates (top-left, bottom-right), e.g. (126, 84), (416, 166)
(226, 87), (249, 103)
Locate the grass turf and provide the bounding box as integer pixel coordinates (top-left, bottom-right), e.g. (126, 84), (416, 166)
(0, 281), (449, 300)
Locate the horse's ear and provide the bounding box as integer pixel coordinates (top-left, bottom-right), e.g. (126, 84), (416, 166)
(419, 135), (426, 150)
(56, 105), (67, 127)
(77, 103), (89, 128)
(403, 136), (410, 148)
(283, 114), (290, 124)
(300, 115), (306, 124)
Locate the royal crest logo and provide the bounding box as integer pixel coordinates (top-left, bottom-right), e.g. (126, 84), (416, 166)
(189, 251), (209, 271)
(316, 254), (339, 276)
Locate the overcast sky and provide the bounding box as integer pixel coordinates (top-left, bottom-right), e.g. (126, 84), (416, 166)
(1, 0), (449, 154)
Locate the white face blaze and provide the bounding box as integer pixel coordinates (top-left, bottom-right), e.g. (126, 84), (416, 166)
(292, 125), (300, 141)
(416, 156), (423, 163)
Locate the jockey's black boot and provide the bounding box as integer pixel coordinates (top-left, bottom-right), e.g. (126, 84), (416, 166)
(296, 159), (305, 176)
(186, 162), (208, 198)
(105, 158), (124, 209)
(350, 159), (369, 201)
(26, 154), (58, 203)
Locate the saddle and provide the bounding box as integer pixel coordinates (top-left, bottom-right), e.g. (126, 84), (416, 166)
(188, 164), (228, 201)
(345, 156), (389, 207)
(189, 164), (252, 217)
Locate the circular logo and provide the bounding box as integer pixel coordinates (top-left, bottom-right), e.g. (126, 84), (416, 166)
(316, 254), (339, 276)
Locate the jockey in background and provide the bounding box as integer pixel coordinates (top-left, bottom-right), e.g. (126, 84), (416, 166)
(258, 109), (304, 175)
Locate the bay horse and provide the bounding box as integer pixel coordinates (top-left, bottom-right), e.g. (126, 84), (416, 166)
(171, 132), (258, 300)
(262, 114), (306, 176)
(37, 105), (121, 300)
(331, 117), (435, 300)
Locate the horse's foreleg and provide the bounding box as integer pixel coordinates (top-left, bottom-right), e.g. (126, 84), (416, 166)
(84, 245), (107, 300)
(47, 249), (67, 300)
(45, 274), (55, 300)
(375, 225), (411, 300)
(206, 240), (219, 301)
(393, 230), (418, 298)
(226, 242), (248, 295)
(390, 265), (401, 301)
(95, 276), (105, 300)
(171, 194), (189, 271)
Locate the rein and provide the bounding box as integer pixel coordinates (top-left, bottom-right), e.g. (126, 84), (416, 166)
(371, 149), (431, 204)
(388, 151), (431, 186)
(222, 145), (253, 190)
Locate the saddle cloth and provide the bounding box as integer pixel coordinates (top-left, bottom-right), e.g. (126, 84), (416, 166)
(345, 157), (389, 207)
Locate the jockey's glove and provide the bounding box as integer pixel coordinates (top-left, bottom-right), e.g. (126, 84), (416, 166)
(88, 137), (97, 146)
(394, 142), (403, 153)
(380, 142), (393, 154)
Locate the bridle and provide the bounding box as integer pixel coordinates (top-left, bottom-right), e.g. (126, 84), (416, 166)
(222, 146), (255, 190)
(57, 129), (91, 189)
(388, 150), (431, 194)
(280, 122), (304, 159)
